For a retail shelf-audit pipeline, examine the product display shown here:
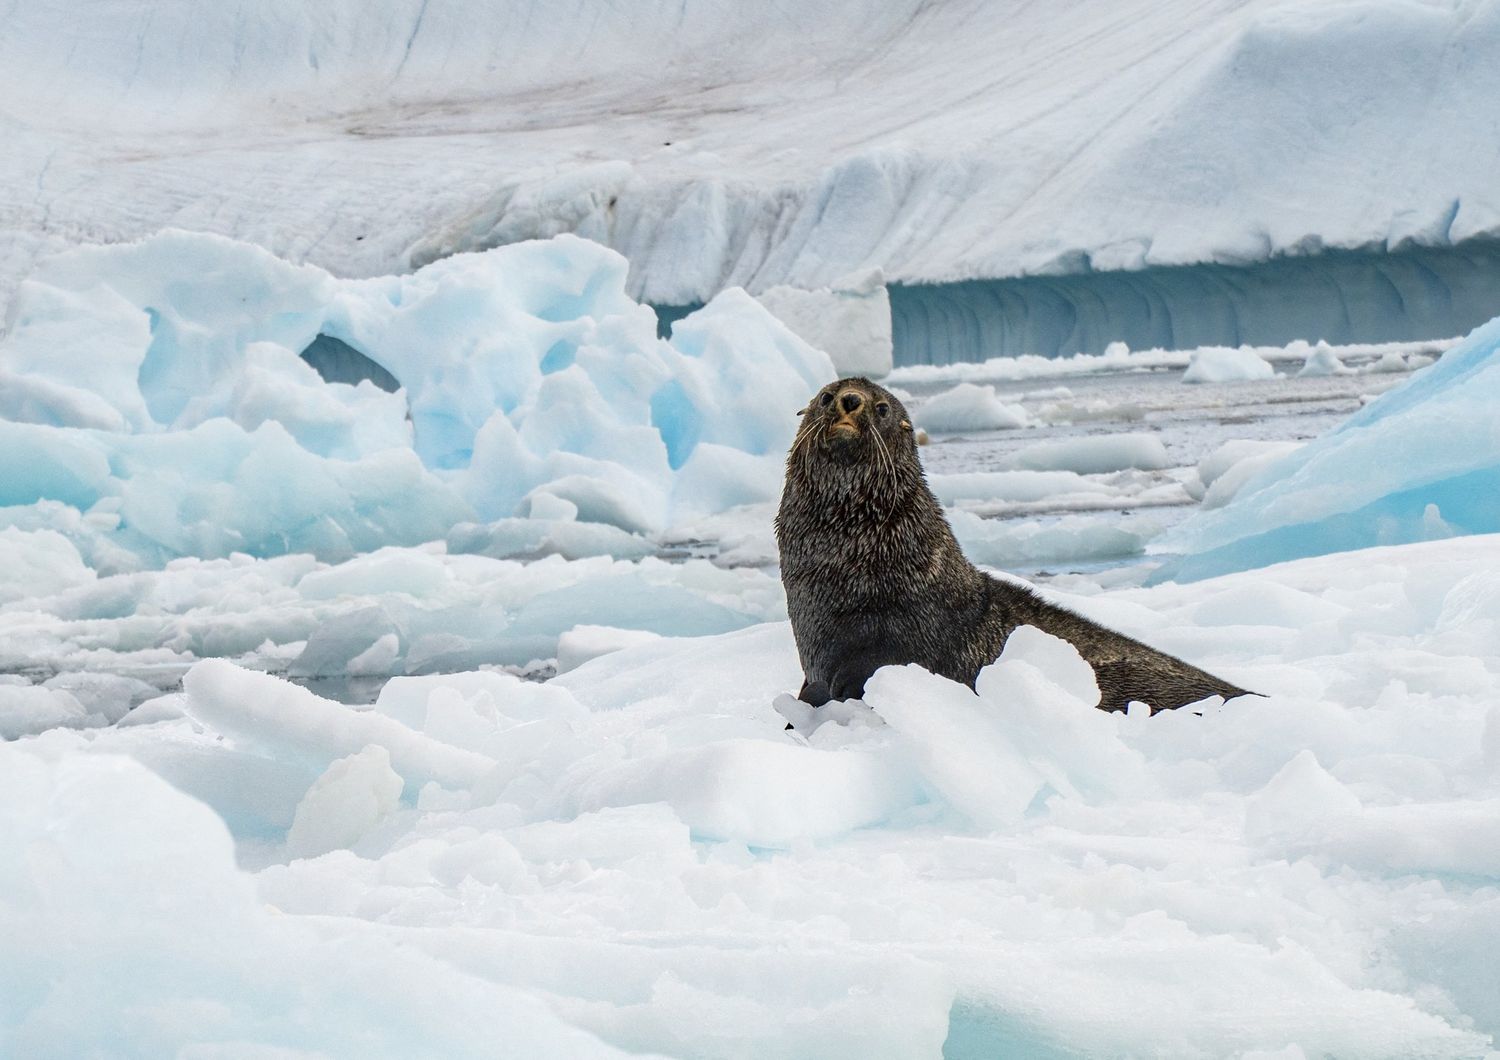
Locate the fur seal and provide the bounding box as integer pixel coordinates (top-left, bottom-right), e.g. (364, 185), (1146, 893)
(775, 376), (1249, 712)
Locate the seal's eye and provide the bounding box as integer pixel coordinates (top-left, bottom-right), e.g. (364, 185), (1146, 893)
(820, 392), (835, 407)
(875, 402), (890, 418)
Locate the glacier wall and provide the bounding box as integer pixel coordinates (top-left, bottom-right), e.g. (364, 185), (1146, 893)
(890, 243), (1500, 366)
(6, 1), (1500, 322)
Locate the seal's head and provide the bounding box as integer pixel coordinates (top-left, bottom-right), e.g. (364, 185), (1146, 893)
(784, 377), (920, 505)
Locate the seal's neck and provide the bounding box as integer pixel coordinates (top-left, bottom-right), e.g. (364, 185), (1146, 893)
(777, 458), (958, 568)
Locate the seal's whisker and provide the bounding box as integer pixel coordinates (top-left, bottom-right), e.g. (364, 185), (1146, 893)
(871, 422), (896, 500)
(790, 421), (823, 473)
(870, 419), (888, 482)
(788, 419), (816, 462)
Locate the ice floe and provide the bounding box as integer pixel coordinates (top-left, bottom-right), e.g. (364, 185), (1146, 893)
(1183, 346), (1275, 384)
(6, 536), (1500, 1055)
(915, 383), (1031, 434)
(1157, 316), (1500, 579)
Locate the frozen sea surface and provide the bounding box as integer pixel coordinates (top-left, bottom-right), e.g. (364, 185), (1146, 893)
(1, 320), (1448, 715)
(6, 535), (1500, 1057)
(5, 228), (1500, 1056)
(894, 339), (1442, 576)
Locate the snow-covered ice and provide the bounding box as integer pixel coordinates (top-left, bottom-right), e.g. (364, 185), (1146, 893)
(7, 534), (1500, 1055)
(284, 744), (405, 860)
(1188, 439), (1306, 508)
(5, 318), (1500, 1052)
(1298, 341), (1351, 378)
(5, 120), (1500, 1052)
(0, 746), (642, 1058)
(950, 509), (1170, 572)
(0, 681), (93, 740)
(0, 543), (787, 725)
(915, 383), (1031, 434)
(556, 625), (665, 675)
(1182, 346), (1275, 384)
(1008, 433), (1171, 475)
(6, 1), (1500, 317)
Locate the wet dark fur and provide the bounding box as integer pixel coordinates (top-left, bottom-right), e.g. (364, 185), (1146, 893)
(775, 377), (1250, 712)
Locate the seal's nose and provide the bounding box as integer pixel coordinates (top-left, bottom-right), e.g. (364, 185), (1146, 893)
(839, 391), (863, 414)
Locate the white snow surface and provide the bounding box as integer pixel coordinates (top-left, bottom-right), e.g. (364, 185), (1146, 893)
(7, 536), (1500, 1056)
(5, 1), (1500, 315)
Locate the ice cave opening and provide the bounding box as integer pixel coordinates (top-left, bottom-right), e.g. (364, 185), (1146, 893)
(299, 333), (401, 393)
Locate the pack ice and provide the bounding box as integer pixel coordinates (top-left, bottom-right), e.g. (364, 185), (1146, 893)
(5, 227), (1500, 1055)
(7, 532), (1500, 1056)
(0, 230), (833, 569)
(1156, 315), (1500, 579)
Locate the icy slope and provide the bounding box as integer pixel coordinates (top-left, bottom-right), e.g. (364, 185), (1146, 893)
(0, 231), (832, 567)
(5, 0), (1500, 318)
(6, 536), (1500, 1056)
(1154, 313), (1500, 580)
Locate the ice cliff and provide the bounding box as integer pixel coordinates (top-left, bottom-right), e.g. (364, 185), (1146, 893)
(5, 0), (1499, 323)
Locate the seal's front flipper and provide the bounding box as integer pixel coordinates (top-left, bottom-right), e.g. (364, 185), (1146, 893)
(797, 678), (832, 707)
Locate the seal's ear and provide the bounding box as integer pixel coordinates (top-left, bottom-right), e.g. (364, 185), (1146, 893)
(900, 419), (912, 431)
(796, 405), (809, 417)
